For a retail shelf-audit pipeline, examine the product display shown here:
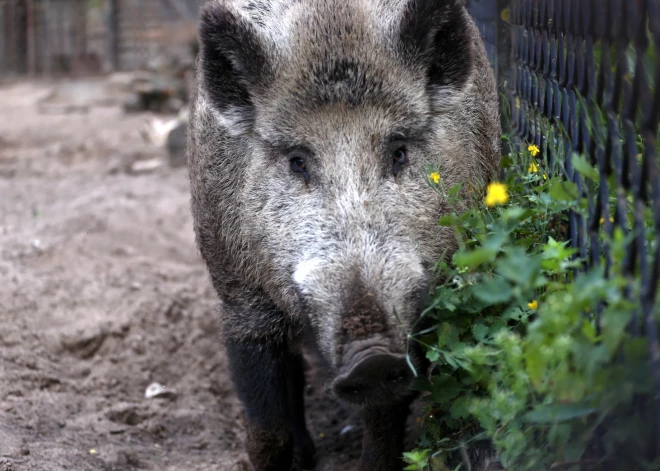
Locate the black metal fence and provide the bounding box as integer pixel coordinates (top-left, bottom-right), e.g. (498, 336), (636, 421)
(469, 0), (660, 456)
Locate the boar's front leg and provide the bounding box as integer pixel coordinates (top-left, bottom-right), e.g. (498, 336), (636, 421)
(358, 396), (415, 471)
(225, 330), (315, 471)
(287, 352), (317, 469)
(226, 336), (293, 470)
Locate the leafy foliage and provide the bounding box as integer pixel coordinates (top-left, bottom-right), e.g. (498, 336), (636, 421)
(406, 141), (659, 471)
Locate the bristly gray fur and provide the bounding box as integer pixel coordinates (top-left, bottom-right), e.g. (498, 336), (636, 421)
(189, 1), (499, 467)
(188, 0), (500, 365)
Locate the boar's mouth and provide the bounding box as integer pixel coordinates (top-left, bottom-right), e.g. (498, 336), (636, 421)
(331, 336), (413, 405)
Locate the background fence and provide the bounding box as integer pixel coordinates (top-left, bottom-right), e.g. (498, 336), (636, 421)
(468, 0), (660, 456)
(0, 0), (205, 77)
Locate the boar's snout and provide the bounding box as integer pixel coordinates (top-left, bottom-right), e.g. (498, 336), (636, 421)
(332, 337), (413, 405)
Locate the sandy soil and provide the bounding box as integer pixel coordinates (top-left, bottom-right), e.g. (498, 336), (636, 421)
(0, 81), (421, 471)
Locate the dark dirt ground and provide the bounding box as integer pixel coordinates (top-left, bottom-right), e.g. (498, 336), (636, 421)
(0, 80), (422, 471)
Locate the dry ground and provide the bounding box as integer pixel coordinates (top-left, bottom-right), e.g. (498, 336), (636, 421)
(0, 80), (421, 471)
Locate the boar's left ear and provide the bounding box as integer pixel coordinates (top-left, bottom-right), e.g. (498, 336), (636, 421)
(199, 2), (274, 134)
(398, 0), (473, 112)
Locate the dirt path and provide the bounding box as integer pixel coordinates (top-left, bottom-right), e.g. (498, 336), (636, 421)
(0, 81), (422, 471)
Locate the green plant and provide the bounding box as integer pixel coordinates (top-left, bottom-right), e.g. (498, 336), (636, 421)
(405, 140), (659, 471)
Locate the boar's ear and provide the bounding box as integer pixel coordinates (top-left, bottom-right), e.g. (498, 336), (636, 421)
(199, 2), (273, 134)
(399, 0), (473, 112)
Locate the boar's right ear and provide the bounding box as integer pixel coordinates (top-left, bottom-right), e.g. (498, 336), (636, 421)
(198, 2), (273, 134)
(398, 0), (473, 112)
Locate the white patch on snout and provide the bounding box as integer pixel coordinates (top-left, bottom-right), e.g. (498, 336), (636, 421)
(293, 258), (325, 287)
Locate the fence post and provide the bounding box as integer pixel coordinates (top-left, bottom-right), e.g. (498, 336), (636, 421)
(467, 0), (512, 157)
(495, 0), (511, 153)
(106, 0), (119, 70)
(26, 0), (35, 76)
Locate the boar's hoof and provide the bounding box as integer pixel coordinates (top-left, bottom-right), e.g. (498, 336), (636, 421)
(245, 425), (294, 471)
(292, 430), (316, 470)
(358, 452), (403, 471)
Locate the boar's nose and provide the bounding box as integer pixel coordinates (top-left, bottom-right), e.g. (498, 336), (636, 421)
(332, 339), (413, 405)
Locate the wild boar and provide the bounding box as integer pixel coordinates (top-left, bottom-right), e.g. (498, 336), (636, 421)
(187, 0), (500, 469)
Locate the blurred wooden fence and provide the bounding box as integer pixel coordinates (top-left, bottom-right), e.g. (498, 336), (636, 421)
(0, 0), (205, 77)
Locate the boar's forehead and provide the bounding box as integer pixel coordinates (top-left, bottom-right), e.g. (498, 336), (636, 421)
(291, 56), (416, 111)
(258, 64), (430, 148)
(255, 0), (430, 142)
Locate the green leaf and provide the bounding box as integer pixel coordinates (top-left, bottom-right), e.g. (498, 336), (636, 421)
(548, 179), (579, 202)
(448, 183), (463, 197)
(403, 449), (429, 463)
(496, 248), (541, 286)
(571, 152), (599, 181)
(482, 230), (508, 252)
(449, 396), (471, 419)
(502, 206), (528, 221)
(436, 322), (459, 349)
(410, 375), (432, 392)
(538, 191), (554, 206)
(472, 276), (513, 305)
(438, 213), (459, 227)
(502, 306), (526, 321)
(426, 349), (440, 362)
(403, 449), (429, 469)
(525, 344), (546, 387)
(453, 247), (497, 269)
(428, 375), (463, 403)
(523, 403), (596, 424)
(472, 323), (490, 342)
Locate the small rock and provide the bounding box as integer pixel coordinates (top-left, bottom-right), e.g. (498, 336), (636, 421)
(130, 282), (142, 291)
(60, 328), (107, 359)
(145, 382), (177, 400)
(192, 440), (208, 450)
(339, 424), (355, 435)
(129, 158), (163, 175)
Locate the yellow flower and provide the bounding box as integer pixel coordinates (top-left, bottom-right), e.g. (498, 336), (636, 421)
(429, 172), (441, 184)
(485, 182), (509, 207)
(528, 300), (538, 310)
(599, 217), (615, 224)
(543, 173), (548, 180)
(528, 162), (539, 173)
(528, 144), (540, 157)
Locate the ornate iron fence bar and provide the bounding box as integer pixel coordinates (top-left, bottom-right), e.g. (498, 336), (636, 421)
(505, 0), (660, 454)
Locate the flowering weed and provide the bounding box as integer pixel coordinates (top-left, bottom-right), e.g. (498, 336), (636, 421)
(404, 140), (658, 471)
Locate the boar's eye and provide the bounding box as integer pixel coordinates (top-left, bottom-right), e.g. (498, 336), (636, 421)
(290, 156), (309, 183)
(392, 146), (407, 176)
